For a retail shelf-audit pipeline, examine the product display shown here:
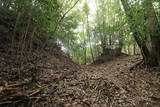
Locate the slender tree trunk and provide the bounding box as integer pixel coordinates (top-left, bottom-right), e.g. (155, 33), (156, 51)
(86, 14), (94, 63)
(109, 35), (112, 46)
(84, 43), (87, 64)
(133, 43), (136, 55)
(83, 23), (87, 64)
(128, 45), (130, 55)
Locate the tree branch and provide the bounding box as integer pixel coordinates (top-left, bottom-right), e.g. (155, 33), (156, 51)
(50, 0), (80, 35)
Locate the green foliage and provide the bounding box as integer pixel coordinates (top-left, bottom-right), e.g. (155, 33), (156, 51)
(1, 0), (159, 64)
(0, 0), (61, 39)
(83, 2), (90, 15)
(0, 0), (80, 48)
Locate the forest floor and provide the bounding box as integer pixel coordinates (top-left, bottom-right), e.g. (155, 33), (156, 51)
(0, 49), (160, 107)
(36, 55), (160, 107)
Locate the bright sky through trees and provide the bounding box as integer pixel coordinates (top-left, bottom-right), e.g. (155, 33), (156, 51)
(88, 0), (97, 18)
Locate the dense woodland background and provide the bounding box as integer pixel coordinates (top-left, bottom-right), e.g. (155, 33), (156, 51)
(0, 0), (160, 65)
(0, 0), (160, 106)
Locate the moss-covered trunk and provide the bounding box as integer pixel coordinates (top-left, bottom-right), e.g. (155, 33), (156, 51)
(121, 0), (160, 67)
(144, 0), (160, 66)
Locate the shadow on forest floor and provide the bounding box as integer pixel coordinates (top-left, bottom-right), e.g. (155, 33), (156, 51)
(0, 49), (160, 107)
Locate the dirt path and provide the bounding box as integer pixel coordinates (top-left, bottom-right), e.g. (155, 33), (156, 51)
(36, 55), (160, 107)
(1, 54), (159, 107)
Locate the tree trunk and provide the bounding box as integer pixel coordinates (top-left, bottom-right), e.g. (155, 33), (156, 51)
(144, 0), (160, 66)
(133, 43), (136, 55)
(120, 0), (160, 66)
(86, 14), (94, 63)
